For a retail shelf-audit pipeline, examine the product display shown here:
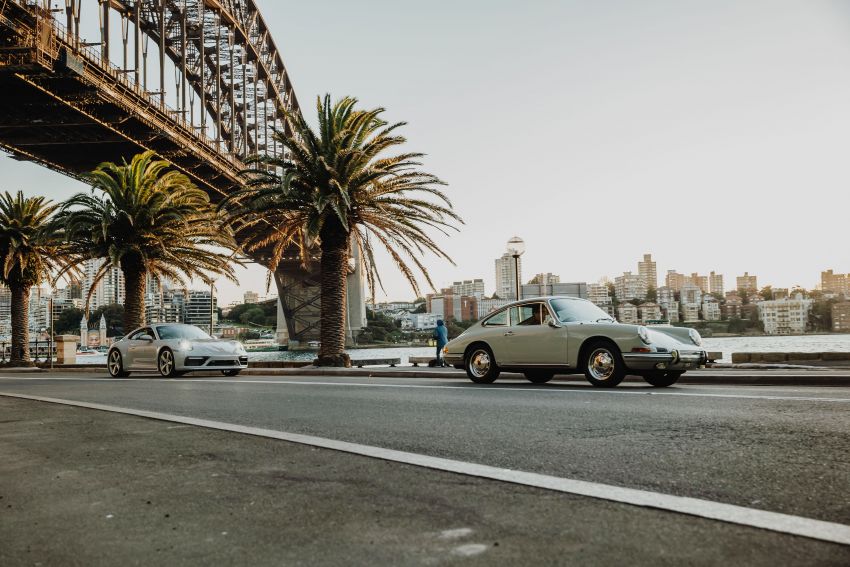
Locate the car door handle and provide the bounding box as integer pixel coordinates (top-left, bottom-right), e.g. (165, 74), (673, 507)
(504, 331), (514, 336)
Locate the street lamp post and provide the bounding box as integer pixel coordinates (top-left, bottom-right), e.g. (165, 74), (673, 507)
(506, 236), (525, 301)
(209, 280), (216, 336)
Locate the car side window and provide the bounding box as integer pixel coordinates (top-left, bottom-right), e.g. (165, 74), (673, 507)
(513, 304), (544, 326)
(483, 309), (508, 326)
(127, 329), (146, 340)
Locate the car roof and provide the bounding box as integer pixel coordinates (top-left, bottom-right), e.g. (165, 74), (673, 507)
(496, 296), (587, 309)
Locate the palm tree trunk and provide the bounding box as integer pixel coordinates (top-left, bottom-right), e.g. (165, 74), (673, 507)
(9, 283), (31, 366)
(122, 257), (147, 332)
(315, 221), (351, 367)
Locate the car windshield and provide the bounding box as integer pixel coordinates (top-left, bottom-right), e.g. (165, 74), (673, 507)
(156, 325), (212, 340)
(550, 298), (614, 323)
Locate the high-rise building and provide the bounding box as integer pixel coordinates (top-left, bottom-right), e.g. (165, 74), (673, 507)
(83, 258), (124, 311)
(587, 283), (612, 307)
(690, 273), (709, 295)
(495, 253), (522, 300)
(821, 270), (849, 296)
(709, 272), (724, 296)
(832, 303), (850, 332)
(614, 272), (647, 302)
(665, 270), (687, 292)
(737, 272), (758, 293)
(244, 291), (260, 304)
(451, 279), (486, 299)
(185, 290), (218, 333)
(638, 254), (657, 289)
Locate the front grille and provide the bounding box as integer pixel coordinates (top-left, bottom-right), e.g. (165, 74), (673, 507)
(238, 356), (248, 365)
(209, 359), (239, 367)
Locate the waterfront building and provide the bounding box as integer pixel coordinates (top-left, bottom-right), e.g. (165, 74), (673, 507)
(244, 291), (260, 304)
(656, 286), (676, 309)
(821, 270), (849, 297)
(664, 301), (680, 323)
(665, 270), (687, 292)
(638, 254), (657, 289)
(682, 303), (700, 323)
(477, 298), (512, 318)
(638, 302), (663, 323)
(185, 290), (218, 333)
(614, 272), (647, 302)
(617, 303), (639, 324)
(832, 303), (850, 332)
(495, 252), (522, 300)
(146, 289), (187, 324)
(522, 281), (587, 299)
(758, 295), (812, 335)
(702, 300), (721, 322)
(587, 283), (612, 307)
(736, 272), (758, 293)
(408, 313), (439, 330)
(427, 290), (477, 322)
(680, 282), (702, 306)
(722, 294), (743, 320)
(709, 272), (724, 296)
(690, 273), (709, 295)
(451, 279), (486, 299)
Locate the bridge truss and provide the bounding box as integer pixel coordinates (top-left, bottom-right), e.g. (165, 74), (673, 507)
(0, 0), (365, 345)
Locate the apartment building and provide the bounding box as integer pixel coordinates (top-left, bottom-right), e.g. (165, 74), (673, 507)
(639, 302), (663, 323)
(690, 273), (710, 294)
(682, 303), (700, 323)
(821, 270), (849, 297)
(709, 271), (724, 296)
(495, 253), (522, 300)
(615, 272), (647, 302)
(758, 295), (812, 335)
(451, 279), (486, 299)
(638, 254), (657, 289)
(665, 270), (688, 292)
(702, 300), (721, 322)
(832, 303), (850, 332)
(737, 272), (758, 293)
(680, 282), (702, 306)
(617, 303), (639, 324)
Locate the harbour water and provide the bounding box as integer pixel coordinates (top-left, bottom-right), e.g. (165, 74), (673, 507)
(73, 334), (850, 365)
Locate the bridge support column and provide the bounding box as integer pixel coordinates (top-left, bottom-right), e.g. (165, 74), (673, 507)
(273, 242), (367, 350)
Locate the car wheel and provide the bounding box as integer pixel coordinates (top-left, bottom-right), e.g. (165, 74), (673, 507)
(221, 369), (241, 377)
(524, 370), (555, 384)
(107, 349), (130, 378)
(642, 371), (683, 388)
(157, 348), (178, 378)
(583, 341), (626, 388)
(465, 345), (500, 384)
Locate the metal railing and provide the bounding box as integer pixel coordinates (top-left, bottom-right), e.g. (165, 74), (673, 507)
(0, 337), (55, 364)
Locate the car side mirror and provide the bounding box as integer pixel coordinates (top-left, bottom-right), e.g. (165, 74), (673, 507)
(546, 317), (561, 328)
(139, 334), (154, 342)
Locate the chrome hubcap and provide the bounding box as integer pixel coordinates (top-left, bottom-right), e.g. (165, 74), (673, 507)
(469, 350), (491, 378)
(108, 352), (120, 375)
(159, 351), (173, 375)
(589, 349), (615, 380)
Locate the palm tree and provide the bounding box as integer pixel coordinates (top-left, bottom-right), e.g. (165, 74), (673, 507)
(222, 95), (462, 367)
(0, 192), (74, 366)
(59, 151), (237, 333)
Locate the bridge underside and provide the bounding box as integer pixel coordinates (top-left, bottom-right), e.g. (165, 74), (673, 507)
(0, 2), (366, 346)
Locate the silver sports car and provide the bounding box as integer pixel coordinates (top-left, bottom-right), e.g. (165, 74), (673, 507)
(442, 296), (707, 387)
(107, 323), (249, 377)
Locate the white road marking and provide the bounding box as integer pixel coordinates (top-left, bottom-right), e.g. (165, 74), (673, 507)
(1, 391), (849, 546)
(3, 375), (847, 403)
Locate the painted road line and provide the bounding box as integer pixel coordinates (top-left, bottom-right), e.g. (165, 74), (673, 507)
(1, 391), (849, 546)
(4, 375), (849, 403)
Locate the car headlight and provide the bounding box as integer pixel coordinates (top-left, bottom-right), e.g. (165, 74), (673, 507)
(178, 340), (193, 352)
(637, 326), (651, 344)
(688, 329), (702, 346)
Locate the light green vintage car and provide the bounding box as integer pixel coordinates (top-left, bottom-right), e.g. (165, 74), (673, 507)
(442, 296), (706, 387)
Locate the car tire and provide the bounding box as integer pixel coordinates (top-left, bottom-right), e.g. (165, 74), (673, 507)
(107, 349), (130, 378)
(221, 369), (241, 377)
(465, 344), (500, 384)
(157, 348), (178, 378)
(642, 371), (683, 388)
(583, 341), (626, 388)
(524, 370), (555, 384)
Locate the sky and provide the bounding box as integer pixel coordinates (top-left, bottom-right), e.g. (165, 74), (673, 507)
(5, 0), (850, 303)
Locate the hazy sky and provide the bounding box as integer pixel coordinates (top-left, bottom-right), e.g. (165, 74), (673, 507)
(5, 0), (850, 303)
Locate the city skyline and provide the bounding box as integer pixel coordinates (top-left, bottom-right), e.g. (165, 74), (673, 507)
(3, 0), (850, 304)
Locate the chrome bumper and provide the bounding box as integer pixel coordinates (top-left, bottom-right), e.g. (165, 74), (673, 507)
(622, 350), (706, 371)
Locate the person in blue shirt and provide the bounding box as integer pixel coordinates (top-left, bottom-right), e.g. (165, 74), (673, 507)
(433, 319), (448, 367)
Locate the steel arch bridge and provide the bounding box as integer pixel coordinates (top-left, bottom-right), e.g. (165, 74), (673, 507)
(0, 0), (366, 346)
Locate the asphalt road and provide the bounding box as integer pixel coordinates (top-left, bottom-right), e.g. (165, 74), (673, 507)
(1, 372), (849, 565)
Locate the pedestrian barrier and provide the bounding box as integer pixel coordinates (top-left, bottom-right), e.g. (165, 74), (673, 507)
(0, 338), (55, 364)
